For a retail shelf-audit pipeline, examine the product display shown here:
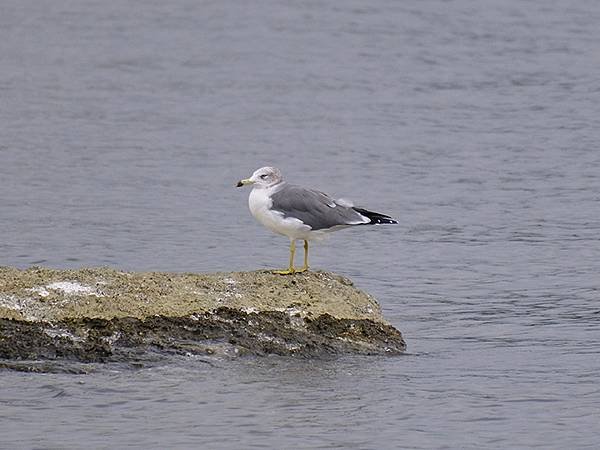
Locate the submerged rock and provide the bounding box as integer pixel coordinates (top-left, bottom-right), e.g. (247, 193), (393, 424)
(0, 266), (405, 369)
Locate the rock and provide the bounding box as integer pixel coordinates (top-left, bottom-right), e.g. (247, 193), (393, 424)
(0, 266), (405, 368)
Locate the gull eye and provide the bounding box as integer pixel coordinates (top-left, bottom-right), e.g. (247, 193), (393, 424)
(260, 174), (268, 179)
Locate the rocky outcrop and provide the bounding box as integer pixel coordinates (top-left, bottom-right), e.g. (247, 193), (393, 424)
(0, 267), (405, 371)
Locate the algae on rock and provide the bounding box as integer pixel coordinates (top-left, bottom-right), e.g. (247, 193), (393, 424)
(0, 266), (405, 366)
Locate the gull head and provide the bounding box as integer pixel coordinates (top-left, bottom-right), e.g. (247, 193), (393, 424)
(237, 166), (283, 189)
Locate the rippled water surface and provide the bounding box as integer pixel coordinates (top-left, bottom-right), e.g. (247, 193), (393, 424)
(2, 0), (600, 448)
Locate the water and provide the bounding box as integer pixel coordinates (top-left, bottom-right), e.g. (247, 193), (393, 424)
(1, 0), (600, 448)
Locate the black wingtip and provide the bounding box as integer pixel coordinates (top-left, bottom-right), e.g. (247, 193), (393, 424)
(373, 217), (398, 225)
(353, 207), (398, 225)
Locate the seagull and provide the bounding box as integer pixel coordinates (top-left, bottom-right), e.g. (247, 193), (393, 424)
(237, 166), (397, 274)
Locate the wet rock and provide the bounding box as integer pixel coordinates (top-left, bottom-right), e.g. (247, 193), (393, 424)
(0, 266), (405, 369)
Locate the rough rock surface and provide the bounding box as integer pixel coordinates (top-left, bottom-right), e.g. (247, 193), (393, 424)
(0, 266), (405, 370)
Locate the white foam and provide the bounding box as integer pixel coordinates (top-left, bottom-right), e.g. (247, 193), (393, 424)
(0, 294), (23, 311)
(27, 286), (50, 297)
(45, 281), (102, 297)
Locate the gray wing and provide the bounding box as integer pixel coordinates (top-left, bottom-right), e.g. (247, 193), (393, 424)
(269, 184), (367, 230)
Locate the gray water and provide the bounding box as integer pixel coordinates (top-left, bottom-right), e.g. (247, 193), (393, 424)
(1, 0), (600, 448)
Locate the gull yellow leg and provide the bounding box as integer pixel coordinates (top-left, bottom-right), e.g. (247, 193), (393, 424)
(273, 239), (296, 275)
(295, 240), (309, 273)
(289, 239), (296, 272)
